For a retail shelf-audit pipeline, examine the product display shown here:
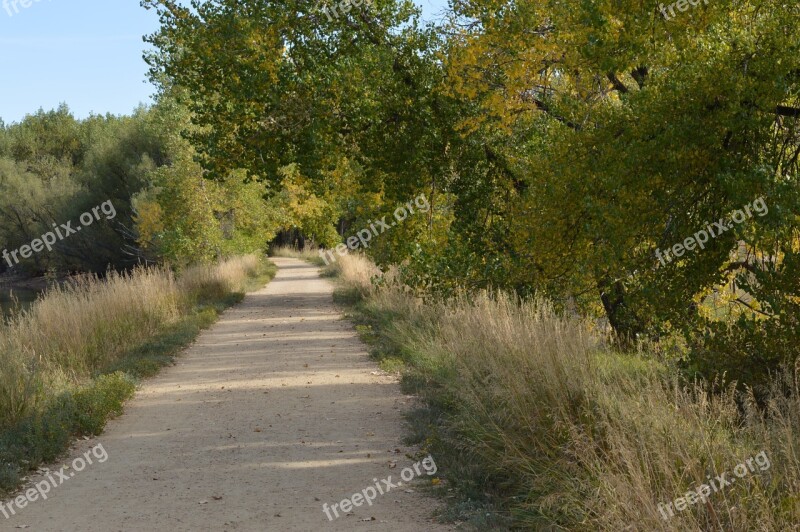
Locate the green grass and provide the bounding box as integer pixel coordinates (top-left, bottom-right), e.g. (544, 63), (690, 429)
(0, 372), (135, 491)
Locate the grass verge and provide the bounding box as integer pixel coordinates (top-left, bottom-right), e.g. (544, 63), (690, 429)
(329, 253), (800, 531)
(0, 255), (276, 495)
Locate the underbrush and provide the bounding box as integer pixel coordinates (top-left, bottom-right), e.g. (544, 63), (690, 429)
(332, 254), (800, 531)
(0, 255), (275, 494)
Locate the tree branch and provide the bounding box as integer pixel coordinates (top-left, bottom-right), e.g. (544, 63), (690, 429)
(776, 105), (800, 118)
(522, 95), (582, 130)
(631, 66), (648, 89)
(607, 72), (628, 94)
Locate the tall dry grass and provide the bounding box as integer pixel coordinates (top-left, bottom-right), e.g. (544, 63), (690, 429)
(270, 244), (326, 266)
(334, 253), (800, 531)
(323, 252), (382, 296)
(0, 255), (264, 428)
(179, 254), (262, 302)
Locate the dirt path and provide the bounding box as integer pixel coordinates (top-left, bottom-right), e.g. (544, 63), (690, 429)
(6, 258), (449, 531)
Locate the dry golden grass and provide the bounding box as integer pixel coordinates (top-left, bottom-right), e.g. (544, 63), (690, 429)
(270, 244), (326, 265)
(334, 253), (800, 531)
(179, 254), (261, 302)
(325, 252), (382, 297)
(0, 255), (264, 428)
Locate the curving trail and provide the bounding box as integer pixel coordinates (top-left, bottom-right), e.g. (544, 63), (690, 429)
(7, 258), (448, 531)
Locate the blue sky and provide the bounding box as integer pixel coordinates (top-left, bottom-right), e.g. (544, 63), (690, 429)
(0, 0), (448, 124)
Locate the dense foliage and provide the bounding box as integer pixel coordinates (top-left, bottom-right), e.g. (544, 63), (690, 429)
(0, 102), (285, 272)
(139, 0), (799, 388)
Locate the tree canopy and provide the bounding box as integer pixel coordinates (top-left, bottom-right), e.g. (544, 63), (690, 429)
(1, 0), (795, 387)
